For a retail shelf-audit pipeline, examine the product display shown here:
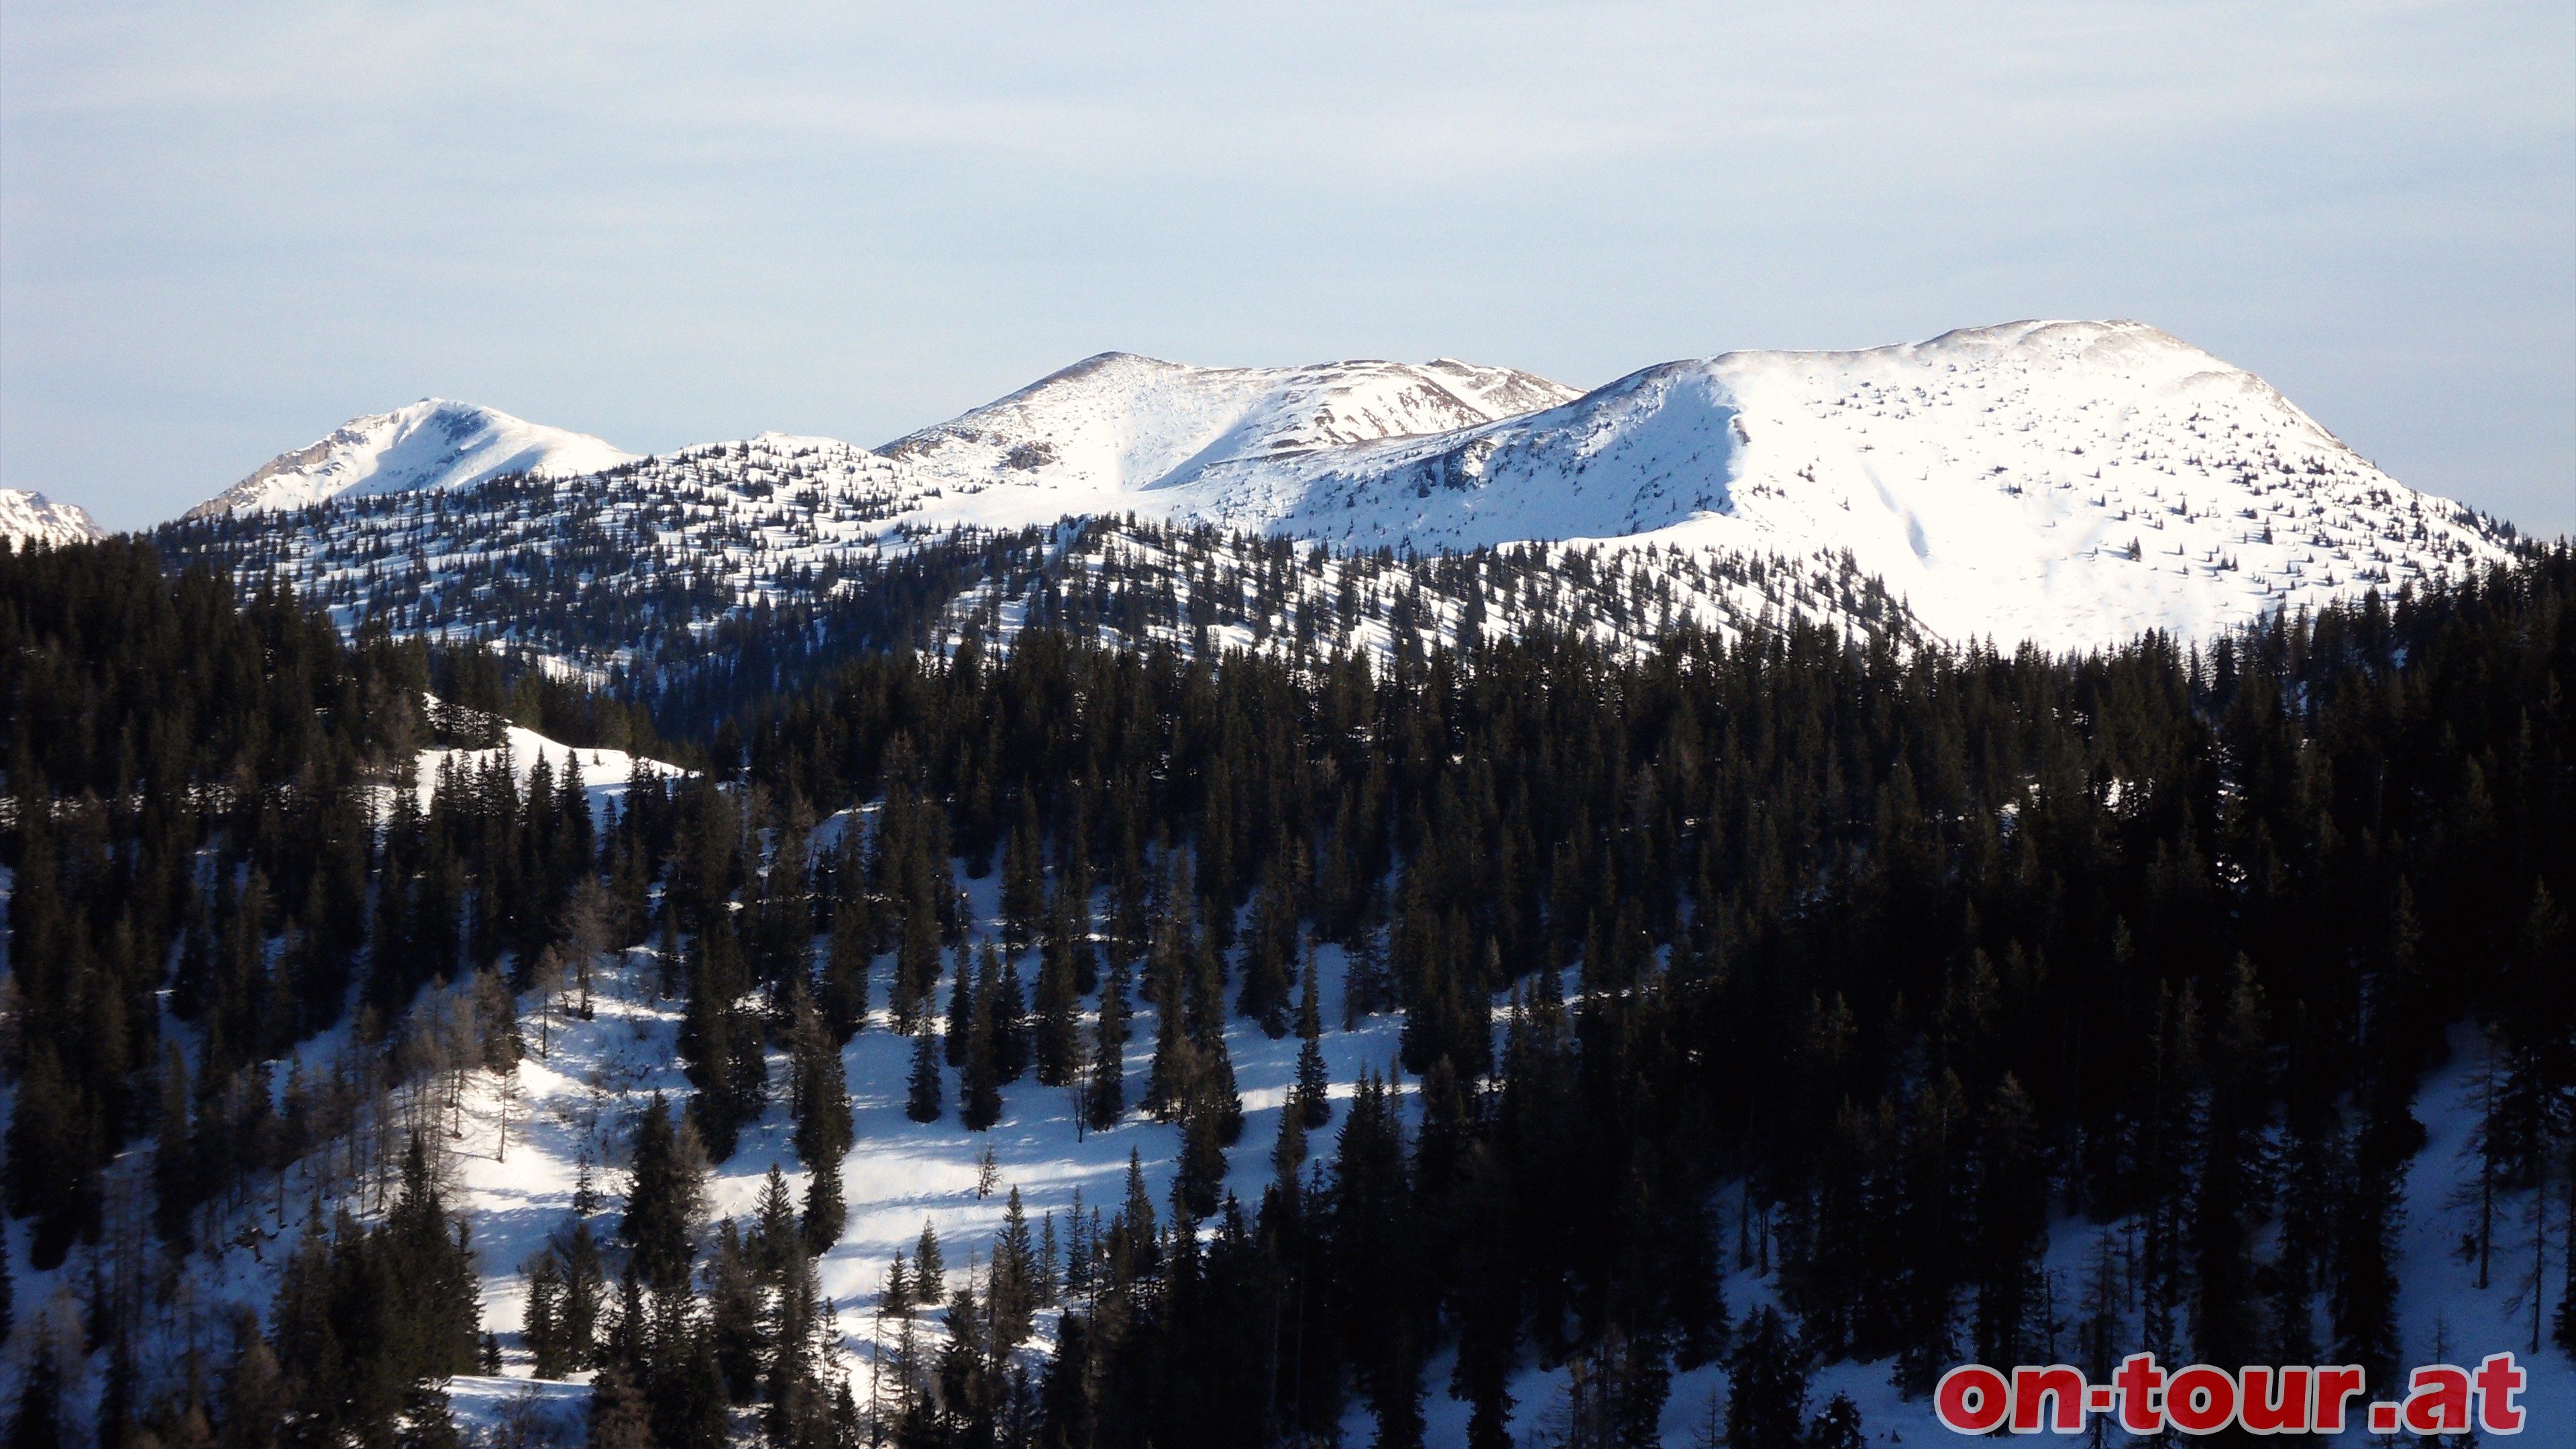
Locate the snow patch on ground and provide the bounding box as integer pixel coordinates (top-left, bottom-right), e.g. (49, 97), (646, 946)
(413, 716), (688, 816)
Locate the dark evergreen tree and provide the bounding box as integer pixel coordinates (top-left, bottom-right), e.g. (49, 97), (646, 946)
(622, 1094), (707, 1295)
(787, 987), (853, 1250)
(1970, 1074), (2047, 1370)
(1294, 941), (1332, 1129)
(1725, 1307), (1809, 1449)
(1033, 912), (1081, 1089)
(1809, 1391), (1866, 1449)
(706, 1221), (763, 1404)
(962, 957), (1005, 1132)
(987, 945), (1031, 1085)
(1087, 959), (1130, 1132)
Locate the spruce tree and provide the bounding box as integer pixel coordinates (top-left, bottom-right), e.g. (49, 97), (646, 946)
(13, 1352), (61, 1449)
(680, 914), (764, 1161)
(707, 1221), (764, 1404)
(1033, 913), (1081, 1087)
(894, 905), (941, 1035)
(1087, 961), (1128, 1131)
(962, 963), (1004, 1132)
(1295, 941), (1332, 1128)
(822, 897), (870, 1042)
(2192, 959), (2270, 1371)
(1234, 860), (1294, 1036)
(1000, 793), (1046, 953)
(763, 1252), (832, 1449)
(905, 1022), (944, 1124)
(561, 1220), (606, 1372)
(991, 1188), (1038, 1349)
(621, 1094), (706, 1295)
(523, 1253), (566, 1378)
(588, 1362), (652, 1449)
(1725, 1307), (1809, 1449)
(1271, 1096), (1309, 1194)
(987, 945), (1030, 1084)
(1177, 1096), (1228, 1218)
(788, 988), (852, 1250)
(882, 1250), (913, 1319)
(1809, 1392), (1866, 1449)
(752, 1165), (800, 1284)
(945, 942), (975, 1069)
(913, 1221), (947, 1303)
(1038, 1211), (1059, 1309)
(1187, 924), (1244, 1144)
(1143, 933), (1189, 1120)
(1054, 857), (1099, 996)
(1970, 1074), (2046, 1369)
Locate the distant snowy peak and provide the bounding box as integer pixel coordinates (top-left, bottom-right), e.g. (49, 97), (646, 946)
(877, 353), (1580, 525)
(189, 399), (637, 518)
(0, 489), (104, 547)
(1155, 319), (2515, 650)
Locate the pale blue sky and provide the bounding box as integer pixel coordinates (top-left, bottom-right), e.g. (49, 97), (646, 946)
(3, 1), (2569, 534)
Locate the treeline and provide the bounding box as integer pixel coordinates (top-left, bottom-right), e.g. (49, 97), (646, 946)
(156, 468), (1927, 751)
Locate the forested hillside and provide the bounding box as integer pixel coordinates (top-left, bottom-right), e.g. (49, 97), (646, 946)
(0, 535), (2569, 1448)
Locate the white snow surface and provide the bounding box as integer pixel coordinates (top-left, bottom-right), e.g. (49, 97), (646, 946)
(414, 714), (688, 814)
(0, 488), (103, 547)
(879, 352), (1580, 522)
(189, 400), (637, 518)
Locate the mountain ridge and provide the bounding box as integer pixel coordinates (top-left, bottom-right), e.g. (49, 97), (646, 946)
(160, 321), (2521, 658)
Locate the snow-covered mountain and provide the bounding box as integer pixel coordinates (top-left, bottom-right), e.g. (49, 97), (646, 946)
(879, 353), (1580, 525)
(159, 322), (2523, 663)
(0, 488), (103, 547)
(188, 398), (637, 517)
(878, 322), (2514, 653)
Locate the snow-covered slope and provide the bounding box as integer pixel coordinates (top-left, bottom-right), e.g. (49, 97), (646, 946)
(1095, 321), (2515, 651)
(866, 323), (2515, 651)
(879, 354), (1580, 527)
(0, 488), (103, 547)
(189, 399), (637, 518)
(165, 323), (2524, 659)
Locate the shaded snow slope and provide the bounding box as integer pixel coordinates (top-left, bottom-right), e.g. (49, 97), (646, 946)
(0, 488), (103, 547)
(190, 400), (637, 517)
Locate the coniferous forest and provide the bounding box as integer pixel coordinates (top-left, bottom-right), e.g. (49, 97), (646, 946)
(1, 533), (2571, 1448)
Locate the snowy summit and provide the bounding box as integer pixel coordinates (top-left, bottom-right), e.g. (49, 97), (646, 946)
(0, 488), (105, 547)
(188, 398), (638, 518)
